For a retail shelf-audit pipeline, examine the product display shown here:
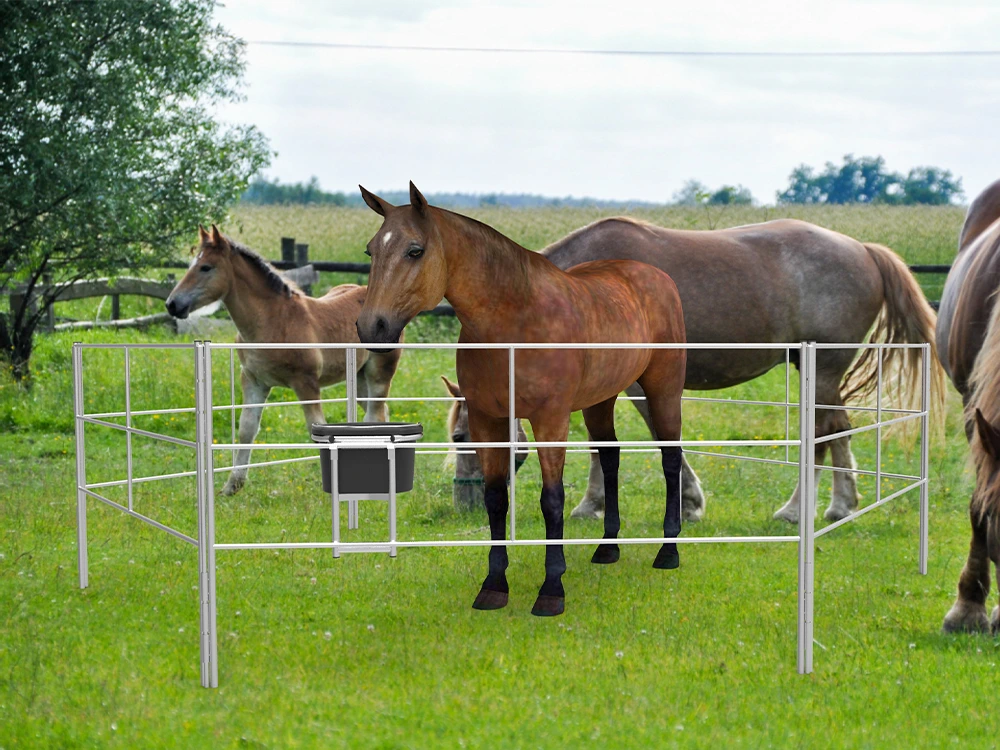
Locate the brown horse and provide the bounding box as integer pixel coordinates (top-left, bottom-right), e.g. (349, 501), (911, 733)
(165, 225), (401, 495)
(357, 183), (687, 617)
(936, 179), (1000, 633)
(445, 216), (941, 525)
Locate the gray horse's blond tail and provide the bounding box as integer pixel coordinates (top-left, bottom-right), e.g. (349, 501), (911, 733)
(841, 243), (946, 432)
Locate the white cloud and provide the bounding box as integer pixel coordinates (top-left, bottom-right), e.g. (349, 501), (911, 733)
(214, 0), (1000, 202)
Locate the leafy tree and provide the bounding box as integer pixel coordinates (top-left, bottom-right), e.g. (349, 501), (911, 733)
(777, 155), (961, 206)
(0, 0), (270, 380)
(708, 185), (754, 206)
(672, 179), (710, 206)
(899, 167), (963, 206)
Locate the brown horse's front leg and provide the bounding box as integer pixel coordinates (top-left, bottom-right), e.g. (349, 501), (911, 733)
(468, 408), (511, 611)
(531, 414), (571, 617)
(943, 508), (991, 633)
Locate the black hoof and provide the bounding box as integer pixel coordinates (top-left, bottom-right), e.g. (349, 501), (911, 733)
(652, 545), (680, 570)
(472, 588), (509, 610)
(531, 594), (565, 617)
(591, 543), (621, 565)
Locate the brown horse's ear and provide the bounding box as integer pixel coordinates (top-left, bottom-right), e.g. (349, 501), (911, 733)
(441, 375), (462, 398)
(198, 225), (210, 244)
(359, 185), (392, 217)
(975, 409), (1000, 459)
(409, 181), (428, 217)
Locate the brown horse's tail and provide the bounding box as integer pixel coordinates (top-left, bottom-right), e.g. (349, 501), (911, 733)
(841, 243), (946, 431)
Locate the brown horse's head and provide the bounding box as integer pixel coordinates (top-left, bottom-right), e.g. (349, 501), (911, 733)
(165, 225), (234, 319)
(356, 182), (446, 349)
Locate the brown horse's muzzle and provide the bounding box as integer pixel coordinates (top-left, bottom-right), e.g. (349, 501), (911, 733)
(356, 312), (404, 354)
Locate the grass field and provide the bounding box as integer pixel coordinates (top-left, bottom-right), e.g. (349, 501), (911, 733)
(2, 205), (996, 748)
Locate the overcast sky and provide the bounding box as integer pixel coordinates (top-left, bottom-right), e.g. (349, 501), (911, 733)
(213, 0), (1000, 204)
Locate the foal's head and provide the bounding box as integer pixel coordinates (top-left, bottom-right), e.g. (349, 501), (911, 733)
(166, 225), (234, 319)
(356, 182), (447, 348)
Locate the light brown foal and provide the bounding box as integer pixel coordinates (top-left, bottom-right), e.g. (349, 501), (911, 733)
(165, 225), (401, 495)
(356, 183), (687, 617)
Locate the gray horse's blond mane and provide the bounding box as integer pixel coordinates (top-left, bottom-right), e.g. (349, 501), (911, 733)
(967, 280), (1000, 518)
(227, 235), (301, 299)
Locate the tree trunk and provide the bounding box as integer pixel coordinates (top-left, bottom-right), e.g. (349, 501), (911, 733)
(0, 313), (35, 384)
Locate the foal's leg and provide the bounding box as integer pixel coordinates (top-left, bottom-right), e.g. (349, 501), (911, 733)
(943, 508), (991, 633)
(359, 352), (398, 423)
(530, 412), (572, 617)
(583, 398), (621, 565)
(221, 372), (271, 496)
(469, 409), (512, 611)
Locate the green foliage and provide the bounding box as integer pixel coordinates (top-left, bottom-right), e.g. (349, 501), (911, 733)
(708, 185), (754, 206)
(241, 175), (347, 206)
(0, 316), (988, 746)
(777, 155), (963, 206)
(0, 0), (270, 379)
(673, 179), (755, 206)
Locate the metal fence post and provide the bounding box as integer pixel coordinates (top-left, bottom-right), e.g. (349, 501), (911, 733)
(73, 343), (89, 590)
(919, 343), (930, 575)
(345, 346), (359, 528)
(509, 345), (516, 542)
(194, 341), (219, 688)
(797, 341), (816, 675)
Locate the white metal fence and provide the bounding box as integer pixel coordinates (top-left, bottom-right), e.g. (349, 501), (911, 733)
(72, 340), (932, 688)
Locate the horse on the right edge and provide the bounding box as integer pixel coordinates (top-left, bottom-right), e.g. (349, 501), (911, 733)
(937, 178), (1000, 633)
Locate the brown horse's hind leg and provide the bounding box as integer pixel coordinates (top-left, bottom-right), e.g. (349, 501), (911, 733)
(943, 508), (991, 633)
(529, 411), (572, 617)
(637, 357), (685, 570)
(571, 382), (706, 522)
(583, 397), (620, 565)
(468, 408), (512, 611)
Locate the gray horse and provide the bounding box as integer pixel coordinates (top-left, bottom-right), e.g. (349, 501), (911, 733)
(448, 216), (943, 523)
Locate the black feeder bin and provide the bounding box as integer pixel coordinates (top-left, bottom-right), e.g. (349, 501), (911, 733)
(311, 422), (423, 558)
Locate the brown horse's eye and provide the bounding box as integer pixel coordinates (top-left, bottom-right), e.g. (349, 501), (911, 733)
(200, 265), (212, 273)
(407, 245), (424, 259)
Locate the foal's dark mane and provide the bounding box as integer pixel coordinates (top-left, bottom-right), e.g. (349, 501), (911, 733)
(226, 235), (301, 298)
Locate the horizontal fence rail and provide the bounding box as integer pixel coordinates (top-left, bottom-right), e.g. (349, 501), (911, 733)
(72, 339), (931, 688)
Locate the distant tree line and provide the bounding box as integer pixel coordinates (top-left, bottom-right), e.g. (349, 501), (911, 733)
(242, 176), (347, 206)
(243, 155), (964, 211)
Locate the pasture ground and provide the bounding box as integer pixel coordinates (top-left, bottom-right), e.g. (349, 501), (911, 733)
(2, 205), (997, 748)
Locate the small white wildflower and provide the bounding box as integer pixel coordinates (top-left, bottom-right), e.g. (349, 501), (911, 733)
(367, 624), (375, 632)
(615, 650), (624, 659)
(324, 631), (332, 641)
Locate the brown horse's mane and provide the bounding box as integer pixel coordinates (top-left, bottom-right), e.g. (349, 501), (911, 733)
(966, 230), (1000, 518)
(439, 208), (532, 296)
(226, 235), (301, 299)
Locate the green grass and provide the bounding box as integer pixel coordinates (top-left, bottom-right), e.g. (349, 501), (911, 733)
(1, 205), (993, 748)
(41, 204), (964, 325)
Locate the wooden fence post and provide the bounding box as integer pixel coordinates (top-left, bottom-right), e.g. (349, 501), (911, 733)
(112, 295), (121, 321)
(281, 237), (295, 264)
(295, 243), (311, 295)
